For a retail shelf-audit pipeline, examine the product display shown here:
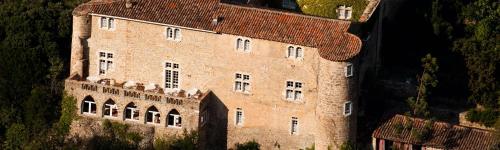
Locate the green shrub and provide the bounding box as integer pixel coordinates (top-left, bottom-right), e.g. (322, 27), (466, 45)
(339, 141), (355, 150)
(154, 129), (198, 150)
(235, 140), (260, 150)
(466, 109), (498, 127)
(55, 93), (77, 135)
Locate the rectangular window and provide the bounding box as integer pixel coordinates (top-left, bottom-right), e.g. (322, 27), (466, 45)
(291, 117), (298, 135)
(100, 17), (115, 30)
(99, 52), (113, 75)
(235, 108), (243, 126)
(125, 106), (139, 120)
(345, 63), (354, 77)
(285, 81), (303, 100)
(165, 62), (180, 89)
(344, 101), (353, 116)
(108, 18), (115, 29)
(235, 73), (251, 93)
(100, 17), (108, 28)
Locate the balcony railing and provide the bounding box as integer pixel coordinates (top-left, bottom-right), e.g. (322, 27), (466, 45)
(65, 77), (208, 106)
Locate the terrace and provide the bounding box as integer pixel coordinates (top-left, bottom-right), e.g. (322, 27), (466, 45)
(65, 74), (210, 129)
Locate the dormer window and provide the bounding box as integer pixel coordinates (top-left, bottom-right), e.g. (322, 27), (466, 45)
(337, 5), (352, 20)
(286, 46), (304, 60)
(236, 38), (251, 52)
(100, 17), (115, 30)
(282, 0), (297, 10)
(166, 27), (181, 41)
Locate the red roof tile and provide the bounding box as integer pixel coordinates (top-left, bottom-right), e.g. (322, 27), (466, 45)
(372, 114), (496, 150)
(75, 0), (362, 61)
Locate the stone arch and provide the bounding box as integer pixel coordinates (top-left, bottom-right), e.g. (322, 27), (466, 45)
(102, 99), (118, 118)
(124, 102), (139, 121)
(81, 95), (96, 114)
(145, 106), (160, 124)
(167, 109), (182, 128)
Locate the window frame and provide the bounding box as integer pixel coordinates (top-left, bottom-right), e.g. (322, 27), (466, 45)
(345, 62), (354, 77)
(291, 117), (299, 135)
(164, 61), (181, 90)
(100, 17), (115, 30)
(98, 51), (114, 75)
(234, 72), (251, 93)
(235, 37), (251, 53)
(285, 80), (303, 101)
(125, 106), (139, 121)
(344, 101), (353, 116)
(166, 27), (181, 41)
(82, 100), (96, 115)
(235, 108), (244, 126)
(286, 45), (304, 60)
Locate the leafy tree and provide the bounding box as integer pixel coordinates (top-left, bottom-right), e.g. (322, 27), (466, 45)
(407, 54), (439, 118)
(453, 0), (499, 109)
(2, 123), (29, 150)
(0, 0), (86, 148)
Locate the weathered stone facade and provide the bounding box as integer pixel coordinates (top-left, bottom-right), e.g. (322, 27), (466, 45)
(66, 0), (379, 149)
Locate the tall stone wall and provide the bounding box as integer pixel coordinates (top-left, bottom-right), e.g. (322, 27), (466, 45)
(70, 15), (90, 77)
(316, 58), (358, 149)
(68, 13), (360, 149)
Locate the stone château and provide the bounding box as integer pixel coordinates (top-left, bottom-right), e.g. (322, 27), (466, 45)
(65, 0), (381, 149)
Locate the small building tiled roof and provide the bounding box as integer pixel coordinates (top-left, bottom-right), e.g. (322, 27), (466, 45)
(74, 0), (362, 61)
(372, 114), (497, 150)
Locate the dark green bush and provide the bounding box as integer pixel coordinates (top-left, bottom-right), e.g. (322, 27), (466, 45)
(154, 129), (198, 150)
(235, 140), (260, 150)
(466, 109), (498, 127)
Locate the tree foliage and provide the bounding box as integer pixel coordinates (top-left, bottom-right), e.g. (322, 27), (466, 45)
(235, 140), (260, 150)
(452, 0), (500, 109)
(0, 0), (85, 148)
(407, 54), (439, 118)
(154, 129), (199, 150)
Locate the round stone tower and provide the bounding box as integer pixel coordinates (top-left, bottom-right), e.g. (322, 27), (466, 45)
(315, 57), (358, 149)
(70, 8), (91, 78)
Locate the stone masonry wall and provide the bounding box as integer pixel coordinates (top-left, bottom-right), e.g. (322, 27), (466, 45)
(69, 13), (359, 149)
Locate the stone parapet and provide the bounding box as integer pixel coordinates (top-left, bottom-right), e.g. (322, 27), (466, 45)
(65, 78), (207, 137)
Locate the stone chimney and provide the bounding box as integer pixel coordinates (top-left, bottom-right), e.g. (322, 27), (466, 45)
(126, 0), (134, 8)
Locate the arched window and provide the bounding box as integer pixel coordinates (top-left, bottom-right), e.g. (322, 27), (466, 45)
(167, 109), (182, 128)
(82, 96), (96, 114)
(295, 47), (303, 58)
(287, 46), (295, 58)
(146, 106), (160, 124)
(124, 102), (139, 121)
(174, 28), (181, 40)
(167, 27), (173, 39)
(236, 38), (243, 50)
(244, 39), (251, 51)
(103, 99), (118, 117)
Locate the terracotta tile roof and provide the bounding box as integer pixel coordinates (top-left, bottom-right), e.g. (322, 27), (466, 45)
(372, 114), (497, 150)
(75, 0), (362, 61)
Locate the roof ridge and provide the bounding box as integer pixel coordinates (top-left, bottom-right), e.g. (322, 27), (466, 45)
(218, 2), (351, 25)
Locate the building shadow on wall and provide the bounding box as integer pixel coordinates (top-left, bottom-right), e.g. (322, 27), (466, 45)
(199, 91), (228, 150)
